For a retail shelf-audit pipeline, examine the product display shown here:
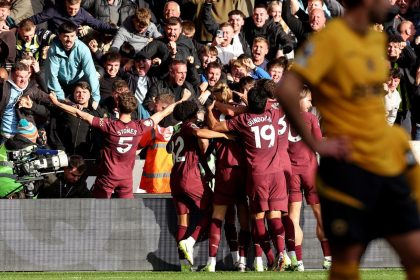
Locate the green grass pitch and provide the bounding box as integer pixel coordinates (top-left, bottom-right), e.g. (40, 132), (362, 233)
(0, 270), (404, 280)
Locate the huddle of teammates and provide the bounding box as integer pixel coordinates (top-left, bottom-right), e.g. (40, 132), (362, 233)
(167, 79), (328, 272)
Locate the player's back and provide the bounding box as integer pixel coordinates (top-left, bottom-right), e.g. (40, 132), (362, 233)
(93, 118), (154, 180)
(169, 122), (203, 193)
(226, 108), (283, 175)
(212, 107), (246, 169)
(292, 18), (410, 176)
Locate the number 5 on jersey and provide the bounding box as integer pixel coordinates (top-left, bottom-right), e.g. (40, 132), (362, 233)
(117, 136), (134, 153)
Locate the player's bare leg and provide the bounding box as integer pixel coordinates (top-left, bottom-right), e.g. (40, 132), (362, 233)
(386, 230), (420, 280)
(311, 203), (331, 269)
(329, 243), (366, 280)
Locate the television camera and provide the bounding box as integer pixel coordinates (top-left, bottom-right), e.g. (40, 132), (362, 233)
(6, 145), (68, 198)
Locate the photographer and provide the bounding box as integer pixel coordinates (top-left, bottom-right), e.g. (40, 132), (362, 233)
(37, 155), (91, 198)
(0, 118), (39, 198)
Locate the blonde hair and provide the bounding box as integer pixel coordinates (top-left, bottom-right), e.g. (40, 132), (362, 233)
(300, 85), (311, 99)
(212, 82), (232, 104)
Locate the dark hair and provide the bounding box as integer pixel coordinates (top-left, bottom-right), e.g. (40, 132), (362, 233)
(247, 87), (268, 114)
(103, 51), (121, 64)
(166, 16), (182, 26)
(12, 62), (30, 73)
(228, 9), (246, 19)
(58, 21), (78, 34)
(73, 81), (91, 92)
(254, 3), (267, 10)
(119, 42), (135, 58)
(112, 80), (129, 92)
(117, 92), (138, 114)
(170, 59), (187, 69)
(340, 0), (363, 9)
(256, 79), (276, 99)
(0, 0), (11, 8)
(390, 68), (403, 79)
(388, 34), (404, 43)
(68, 155), (86, 174)
(206, 61), (222, 72)
(18, 19), (36, 31)
(173, 100), (198, 121)
(267, 57), (289, 71)
(239, 76), (255, 92)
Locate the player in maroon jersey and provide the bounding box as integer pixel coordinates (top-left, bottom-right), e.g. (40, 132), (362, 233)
(208, 87), (288, 271)
(201, 83), (251, 272)
(261, 80), (298, 270)
(49, 90), (187, 198)
(167, 100), (233, 271)
(287, 87), (330, 271)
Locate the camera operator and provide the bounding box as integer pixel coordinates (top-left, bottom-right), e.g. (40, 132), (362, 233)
(0, 118), (39, 198)
(37, 155), (91, 198)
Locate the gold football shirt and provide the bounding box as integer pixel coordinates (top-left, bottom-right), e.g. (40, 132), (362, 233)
(292, 18), (410, 176)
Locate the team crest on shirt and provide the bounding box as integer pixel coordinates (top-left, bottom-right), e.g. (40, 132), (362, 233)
(295, 42), (314, 67)
(143, 119), (153, 127)
(99, 118), (105, 127)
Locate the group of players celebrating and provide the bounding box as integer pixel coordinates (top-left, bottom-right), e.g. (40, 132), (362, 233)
(169, 79), (328, 272)
(47, 0), (420, 278)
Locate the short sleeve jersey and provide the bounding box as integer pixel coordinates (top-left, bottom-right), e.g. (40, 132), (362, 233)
(213, 106), (246, 168)
(266, 99), (291, 171)
(288, 112), (322, 174)
(91, 117), (154, 180)
(292, 18), (410, 176)
(226, 108), (283, 175)
(169, 122), (204, 194)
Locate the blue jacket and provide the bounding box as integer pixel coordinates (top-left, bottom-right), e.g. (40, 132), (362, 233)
(45, 38), (100, 102)
(29, 6), (118, 35)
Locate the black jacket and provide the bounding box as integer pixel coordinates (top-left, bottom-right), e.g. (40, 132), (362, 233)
(37, 173), (92, 198)
(243, 17), (294, 59)
(48, 100), (105, 159)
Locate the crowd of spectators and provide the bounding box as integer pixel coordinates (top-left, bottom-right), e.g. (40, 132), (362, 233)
(0, 0), (419, 198)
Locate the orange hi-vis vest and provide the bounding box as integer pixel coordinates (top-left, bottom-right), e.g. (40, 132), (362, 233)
(139, 126), (174, 193)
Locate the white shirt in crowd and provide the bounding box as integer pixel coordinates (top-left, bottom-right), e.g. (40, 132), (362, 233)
(384, 89), (402, 126)
(216, 36), (244, 65)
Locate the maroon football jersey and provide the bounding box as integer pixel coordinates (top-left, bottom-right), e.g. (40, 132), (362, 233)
(266, 99), (291, 175)
(226, 108), (283, 175)
(288, 112), (322, 174)
(213, 106), (246, 168)
(91, 117), (154, 180)
(169, 122), (205, 195)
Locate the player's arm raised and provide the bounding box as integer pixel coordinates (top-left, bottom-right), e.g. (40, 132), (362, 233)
(276, 72), (349, 159)
(192, 128), (232, 140)
(207, 101), (229, 132)
(49, 92), (94, 125)
(149, 88), (192, 125)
